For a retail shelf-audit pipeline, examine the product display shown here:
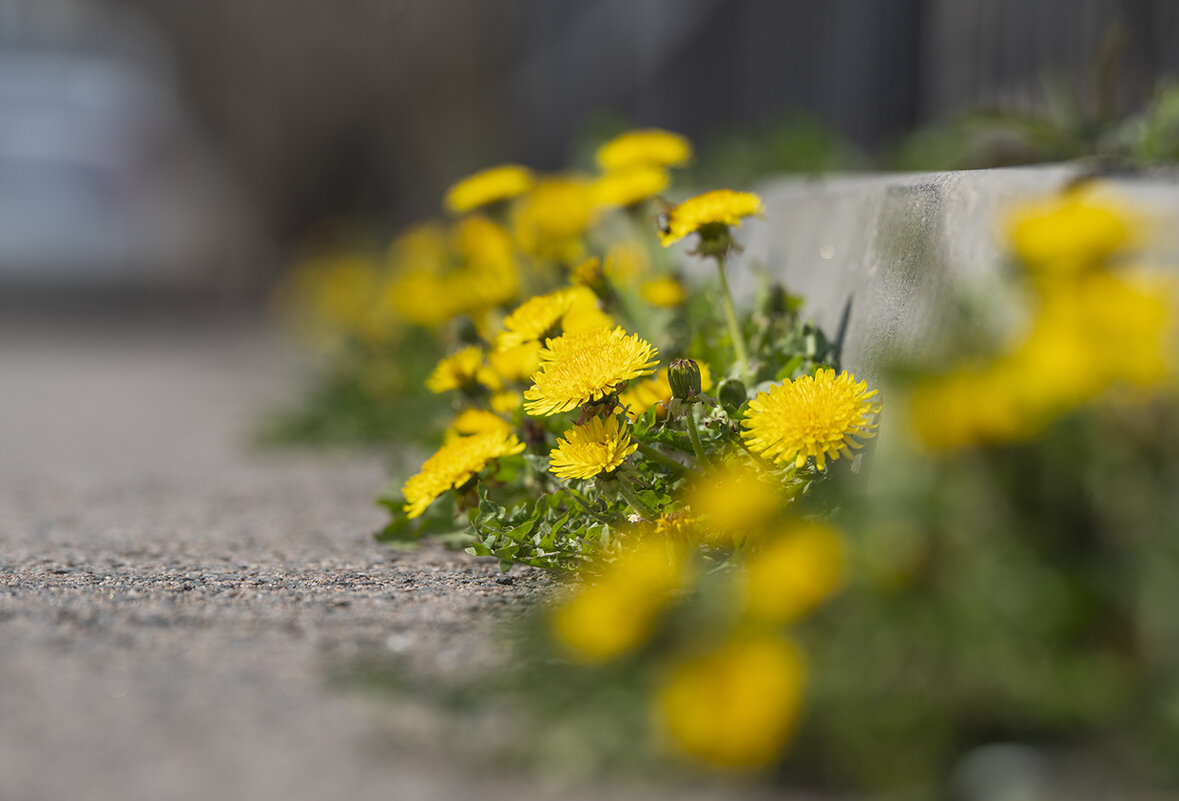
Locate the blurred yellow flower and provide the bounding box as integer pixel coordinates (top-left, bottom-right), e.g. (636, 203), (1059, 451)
(444, 408), (514, 441)
(910, 271), (1175, 451)
(640, 276), (687, 307)
(593, 165), (670, 208)
(402, 431), (525, 518)
(495, 285), (612, 351)
(551, 538), (686, 662)
(621, 363), (713, 420)
(490, 390), (524, 415)
(280, 252), (396, 349)
(595, 128), (693, 171)
(686, 463), (782, 545)
(487, 341), (543, 384)
(388, 217), (520, 328)
(742, 368), (880, 470)
(523, 326), (660, 416)
(1008, 187), (1133, 274)
(743, 521), (845, 623)
(443, 164), (535, 214)
(549, 414), (638, 480)
(655, 635), (804, 770)
(426, 346), (501, 394)
(604, 241), (648, 284)
(512, 176), (598, 262)
(659, 189), (764, 248)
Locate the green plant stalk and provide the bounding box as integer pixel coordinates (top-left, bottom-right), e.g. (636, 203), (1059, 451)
(714, 253), (750, 374)
(616, 474), (658, 520)
(635, 441), (688, 477)
(684, 404), (714, 471)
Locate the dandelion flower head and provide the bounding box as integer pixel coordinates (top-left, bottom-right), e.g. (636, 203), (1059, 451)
(655, 635), (805, 770)
(595, 128), (693, 171)
(402, 431), (525, 518)
(552, 538), (686, 662)
(640, 276), (687, 307)
(593, 165), (670, 208)
(523, 326), (659, 416)
(743, 521), (845, 623)
(742, 368), (880, 470)
(426, 346), (501, 394)
(443, 164), (535, 214)
(659, 189), (765, 247)
(511, 176), (597, 262)
(444, 408), (514, 441)
(495, 285), (612, 351)
(1008, 187), (1133, 274)
(549, 414), (638, 480)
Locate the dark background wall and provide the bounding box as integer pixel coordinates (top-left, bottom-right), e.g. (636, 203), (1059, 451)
(6, 0), (1179, 286)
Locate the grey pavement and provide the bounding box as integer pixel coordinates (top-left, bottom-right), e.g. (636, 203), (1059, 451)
(0, 318), (759, 801)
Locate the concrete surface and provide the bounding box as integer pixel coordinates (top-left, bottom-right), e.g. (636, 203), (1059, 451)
(0, 318), (763, 801)
(738, 165), (1179, 385)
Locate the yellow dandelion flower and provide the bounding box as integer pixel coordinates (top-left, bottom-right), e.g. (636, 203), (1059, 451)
(655, 635), (805, 770)
(743, 521), (845, 624)
(549, 415), (638, 480)
(511, 176), (598, 262)
(524, 326), (660, 416)
(443, 164), (535, 214)
(641, 275), (687, 307)
(593, 165), (670, 208)
(495, 285), (612, 351)
(595, 128), (693, 171)
(686, 462), (782, 546)
(426, 346), (502, 394)
(621, 363), (713, 420)
(490, 390), (523, 415)
(659, 189), (765, 248)
(604, 241), (648, 284)
(402, 431), (525, 518)
(487, 341), (543, 384)
(444, 408), (514, 441)
(552, 538), (686, 662)
(742, 368), (880, 470)
(450, 215), (519, 310)
(570, 257), (607, 293)
(1008, 187), (1133, 274)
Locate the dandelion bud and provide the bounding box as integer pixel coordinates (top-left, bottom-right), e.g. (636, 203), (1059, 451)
(718, 378), (747, 410)
(668, 358), (702, 401)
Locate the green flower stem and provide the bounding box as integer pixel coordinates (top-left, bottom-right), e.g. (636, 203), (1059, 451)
(684, 404), (714, 471)
(714, 253), (750, 375)
(616, 474), (658, 520)
(635, 441), (688, 477)
(561, 483), (614, 524)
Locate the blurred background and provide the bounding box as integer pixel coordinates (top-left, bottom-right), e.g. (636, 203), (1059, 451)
(3, 0), (1179, 305)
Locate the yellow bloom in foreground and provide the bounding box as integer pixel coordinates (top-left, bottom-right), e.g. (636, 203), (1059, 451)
(443, 164), (535, 214)
(495, 286), (612, 351)
(596, 128), (693, 171)
(402, 431), (525, 518)
(742, 368), (880, 470)
(524, 327), (659, 416)
(593, 165), (670, 208)
(549, 415), (638, 480)
(656, 635), (804, 770)
(425, 346), (501, 394)
(659, 189), (764, 247)
(686, 462), (782, 545)
(640, 276), (687, 307)
(621, 363), (713, 420)
(552, 539), (686, 662)
(743, 521), (845, 623)
(1008, 187), (1133, 273)
(487, 341), (543, 384)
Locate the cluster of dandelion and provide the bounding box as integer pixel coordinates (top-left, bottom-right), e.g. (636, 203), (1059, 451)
(373, 129), (871, 578)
